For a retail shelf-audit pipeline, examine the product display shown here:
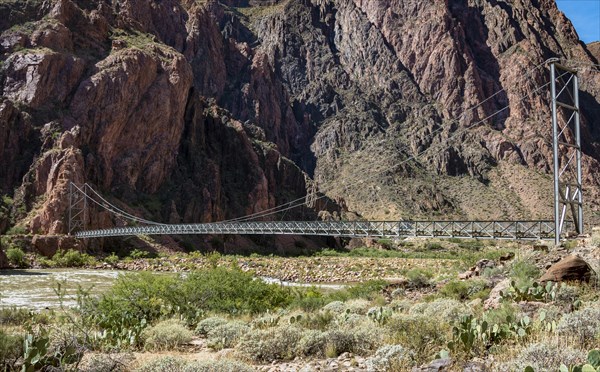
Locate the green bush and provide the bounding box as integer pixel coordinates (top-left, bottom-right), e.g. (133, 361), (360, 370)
(290, 287), (326, 311)
(79, 272), (183, 348)
(0, 329), (24, 369)
(104, 253), (120, 265)
(6, 247), (27, 267)
(405, 268), (433, 288)
(129, 249), (149, 259)
(52, 249), (96, 267)
(344, 279), (388, 300)
(182, 267), (293, 314)
(141, 319), (193, 351)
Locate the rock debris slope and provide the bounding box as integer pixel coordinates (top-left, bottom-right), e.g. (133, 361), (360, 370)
(0, 0), (599, 237)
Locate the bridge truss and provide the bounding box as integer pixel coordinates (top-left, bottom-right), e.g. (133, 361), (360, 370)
(74, 220), (556, 240)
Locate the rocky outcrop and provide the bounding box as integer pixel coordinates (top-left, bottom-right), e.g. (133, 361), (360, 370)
(0, 0), (599, 245)
(540, 255), (594, 283)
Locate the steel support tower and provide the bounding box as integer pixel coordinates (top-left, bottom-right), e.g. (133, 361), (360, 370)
(549, 59), (583, 245)
(68, 183), (87, 235)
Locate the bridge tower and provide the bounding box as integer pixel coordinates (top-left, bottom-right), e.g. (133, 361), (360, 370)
(68, 183), (87, 235)
(549, 59), (583, 245)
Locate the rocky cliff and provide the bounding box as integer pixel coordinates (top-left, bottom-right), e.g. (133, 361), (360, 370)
(0, 0), (599, 246)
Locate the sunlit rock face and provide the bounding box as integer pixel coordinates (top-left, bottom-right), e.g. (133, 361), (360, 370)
(0, 0), (599, 239)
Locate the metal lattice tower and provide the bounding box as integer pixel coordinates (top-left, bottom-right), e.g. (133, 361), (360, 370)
(68, 183), (87, 235)
(549, 59), (583, 245)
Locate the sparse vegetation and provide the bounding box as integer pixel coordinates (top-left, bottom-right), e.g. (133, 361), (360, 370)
(2, 236), (600, 370)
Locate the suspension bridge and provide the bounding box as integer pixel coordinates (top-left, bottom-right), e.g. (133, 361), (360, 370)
(69, 59), (591, 244)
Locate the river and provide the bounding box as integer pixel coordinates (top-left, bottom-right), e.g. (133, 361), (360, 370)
(0, 269), (346, 310)
(0, 269), (121, 310)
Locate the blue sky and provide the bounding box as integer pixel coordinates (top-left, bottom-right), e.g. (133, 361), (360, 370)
(556, 0), (600, 43)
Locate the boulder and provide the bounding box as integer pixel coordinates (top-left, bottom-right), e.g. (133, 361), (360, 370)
(484, 278), (511, 310)
(539, 255), (594, 283)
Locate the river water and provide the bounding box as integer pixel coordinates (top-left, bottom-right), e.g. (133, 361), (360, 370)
(0, 269), (121, 310)
(0, 269), (346, 310)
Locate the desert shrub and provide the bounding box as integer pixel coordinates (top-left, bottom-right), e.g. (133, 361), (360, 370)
(344, 298), (372, 314)
(141, 319), (193, 351)
(386, 314), (450, 364)
(408, 298), (471, 322)
(296, 329), (328, 357)
(335, 313), (368, 329)
(183, 267), (292, 314)
(6, 247), (27, 267)
(365, 344), (414, 371)
(557, 306), (600, 347)
(509, 258), (540, 287)
(134, 356), (187, 372)
(129, 249), (149, 259)
(555, 283), (580, 304)
(508, 342), (586, 371)
(82, 353), (133, 372)
(195, 317), (228, 336)
(83, 272), (184, 347)
(483, 302), (517, 326)
(103, 253), (120, 266)
(350, 323), (383, 354)
(237, 325), (302, 362)
(183, 359), (254, 372)
(405, 268), (433, 288)
(345, 279), (388, 300)
(322, 300), (345, 313)
(389, 299), (412, 313)
(0, 306), (33, 325)
(0, 329), (24, 369)
(52, 249), (96, 267)
(297, 310), (335, 330)
(323, 329), (356, 357)
(425, 242), (444, 250)
(207, 321), (249, 350)
(250, 314), (280, 329)
(290, 287), (326, 311)
(438, 279), (490, 301)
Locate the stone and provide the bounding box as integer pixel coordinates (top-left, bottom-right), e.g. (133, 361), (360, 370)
(412, 358), (452, 371)
(499, 252), (516, 262)
(458, 270), (473, 280)
(540, 255), (594, 283)
(484, 278), (511, 310)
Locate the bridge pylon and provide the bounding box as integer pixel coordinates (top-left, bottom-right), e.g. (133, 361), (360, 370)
(549, 59), (583, 245)
(68, 183), (88, 235)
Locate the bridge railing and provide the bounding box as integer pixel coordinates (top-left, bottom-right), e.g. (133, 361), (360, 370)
(74, 219), (556, 240)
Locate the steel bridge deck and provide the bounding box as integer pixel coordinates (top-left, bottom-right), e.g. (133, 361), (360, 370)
(75, 220), (555, 240)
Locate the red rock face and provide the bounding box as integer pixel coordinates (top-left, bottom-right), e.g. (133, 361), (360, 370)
(0, 0), (599, 240)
